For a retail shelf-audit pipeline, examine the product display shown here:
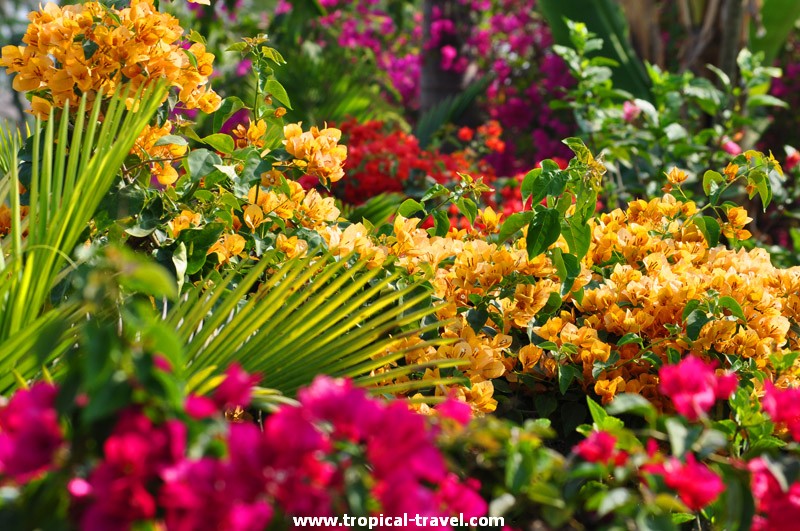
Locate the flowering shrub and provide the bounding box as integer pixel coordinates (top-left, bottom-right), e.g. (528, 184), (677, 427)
(330, 118), (501, 206)
(0, 0), (220, 117)
(6, 1), (800, 529)
(0, 339), (487, 529)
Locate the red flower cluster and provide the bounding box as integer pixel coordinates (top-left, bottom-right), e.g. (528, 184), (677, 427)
(334, 119), (442, 204)
(658, 356), (738, 421)
(327, 119), (499, 206)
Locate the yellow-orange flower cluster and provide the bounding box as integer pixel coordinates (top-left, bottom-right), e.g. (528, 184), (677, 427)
(283, 123), (347, 186)
(343, 190), (800, 415)
(232, 120), (267, 150)
(0, 0), (220, 117)
(131, 121), (187, 185)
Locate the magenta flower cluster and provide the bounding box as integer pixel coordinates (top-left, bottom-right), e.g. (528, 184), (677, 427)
(0, 383), (63, 483)
(0, 366), (484, 530)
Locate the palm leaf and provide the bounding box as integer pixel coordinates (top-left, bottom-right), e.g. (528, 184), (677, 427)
(341, 192), (405, 227)
(539, 0), (652, 99)
(0, 83), (167, 390)
(751, 0), (800, 64)
(170, 252), (462, 396)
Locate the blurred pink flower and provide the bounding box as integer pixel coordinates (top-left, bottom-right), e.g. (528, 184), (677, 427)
(647, 454), (724, 510)
(659, 356), (738, 421)
(622, 100), (641, 122)
(575, 431), (618, 464)
(722, 138), (742, 155)
(762, 381), (800, 441)
(0, 383), (63, 483)
(214, 363), (260, 410)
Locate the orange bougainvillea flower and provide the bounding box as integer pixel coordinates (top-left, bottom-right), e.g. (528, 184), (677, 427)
(283, 123), (347, 186)
(232, 119), (267, 150)
(0, 0), (221, 118)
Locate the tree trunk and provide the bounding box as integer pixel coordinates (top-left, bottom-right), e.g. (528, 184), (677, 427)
(420, 0), (468, 113)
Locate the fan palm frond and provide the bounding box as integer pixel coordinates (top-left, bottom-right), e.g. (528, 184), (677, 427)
(0, 83), (167, 391)
(170, 252), (463, 397)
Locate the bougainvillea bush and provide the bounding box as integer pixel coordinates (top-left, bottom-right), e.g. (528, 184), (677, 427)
(4, 1), (800, 530)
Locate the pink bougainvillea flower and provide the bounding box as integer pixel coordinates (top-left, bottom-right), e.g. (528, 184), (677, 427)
(575, 431), (627, 466)
(297, 376), (381, 441)
(214, 363), (260, 410)
(647, 454), (725, 511)
(185, 394), (217, 419)
(622, 100), (641, 122)
(658, 356), (738, 421)
(748, 457), (800, 530)
(435, 396), (472, 426)
(78, 411), (186, 531)
(722, 137), (742, 155)
(0, 383), (63, 483)
(761, 381), (800, 441)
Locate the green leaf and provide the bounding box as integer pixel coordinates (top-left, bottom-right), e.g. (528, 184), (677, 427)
(432, 210), (451, 237)
(747, 93), (788, 108)
(748, 170), (772, 211)
(153, 134), (188, 147)
(497, 211), (533, 243)
(693, 216), (721, 247)
(179, 224), (224, 275)
(187, 29), (207, 45)
(751, 0), (800, 64)
(540, 292), (563, 317)
(466, 307), (489, 333)
(721, 467), (755, 531)
(551, 249), (580, 296)
(586, 396), (608, 425)
(521, 164), (568, 207)
(265, 79), (292, 109)
(397, 199), (425, 218)
(184, 49), (198, 70)
(685, 309), (712, 341)
(598, 488), (632, 517)
(559, 364), (581, 394)
(505, 446), (535, 494)
(606, 393), (656, 422)
(227, 42), (248, 53)
(202, 133), (235, 155)
(526, 208), (561, 259)
(520, 168), (542, 206)
(681, 299), (701, 322)
(261, 47), (287, 66)
(535, 394), (558, 417)
(635, 511), (676, 531)
(665, 418), (691, 458)
(702, 170), (725, 197)
(456, 198), (478, 225)
(560, 216), (591, 259)
(718, 296), (746, 322)
(617, 333), (643, 347)
(186, 149), (223, 181)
